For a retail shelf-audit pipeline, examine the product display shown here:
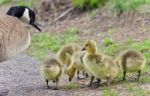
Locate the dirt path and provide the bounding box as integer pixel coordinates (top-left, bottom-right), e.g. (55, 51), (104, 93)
(0, 55), (105, 96)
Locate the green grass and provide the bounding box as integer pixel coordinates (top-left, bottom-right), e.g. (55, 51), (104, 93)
(72, 0), (107, 10)
(140, 76), (150, 83)
(110, 0), (150, 14)
(99, 38), (150, 62)
(26, 28), (80, 60)
(16, 0), (36, 7)
(0, 0), (36, 7)
(0, 0), (12, 5)
(63, 82), (80, 90)
(125, 82), (149, 96)
(102, 88), (119, 96)
(73, 0), (150, 14)
(99, 37), (127, 56)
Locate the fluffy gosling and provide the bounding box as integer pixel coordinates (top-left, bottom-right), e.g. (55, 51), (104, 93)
(66, 51), (88, 81)
(115, 49), (146, 81)
(82, 40), (119, 87)
(40, 58), (62, 90)
(57, 43), (80, 66)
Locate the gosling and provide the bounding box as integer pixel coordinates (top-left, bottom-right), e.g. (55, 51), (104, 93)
(115, 49), (146, 81)
(57, 43), (80, 66)
(40, 58), (62, 90)
(66, 51), (88, 81)
(82, 40), (119, 87)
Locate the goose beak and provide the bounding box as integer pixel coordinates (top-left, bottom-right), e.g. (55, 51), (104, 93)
(81, 47), (86, 51)
(69, 78), (72, 82)
(31, 22), (41, 32)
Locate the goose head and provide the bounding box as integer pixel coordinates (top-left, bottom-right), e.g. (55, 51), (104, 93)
(82, 40), (97, 55)
(7, 6), (41, 31)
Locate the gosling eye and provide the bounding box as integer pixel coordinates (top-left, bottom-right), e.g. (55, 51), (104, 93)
(85, 44), (88, 47)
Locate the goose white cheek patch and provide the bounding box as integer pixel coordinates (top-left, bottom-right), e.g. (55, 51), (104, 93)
(20, 8), (30, 24)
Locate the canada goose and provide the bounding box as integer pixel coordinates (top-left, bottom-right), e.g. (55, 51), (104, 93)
(0, 6), (41, 62)
(40, 58), (62, 90)
(66, 51), (88, 81)
(7, 6), (41, 31)
(57, 43), (80, 66)
(115, 49), (146, 81)
(82, 40), (119, 87)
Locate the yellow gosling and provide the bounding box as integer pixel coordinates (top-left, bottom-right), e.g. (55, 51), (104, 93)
(66, 51), (89, 81)
(115, 49), (146, 81)
(40, 58), (62, 90)
(57, 43), (80, 66)
(82, 40), (119, 87)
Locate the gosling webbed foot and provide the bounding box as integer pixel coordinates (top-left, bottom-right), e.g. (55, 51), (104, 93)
(45, 79), (50, 88)
(87, 83), (92, 87)
(85, 73), (89, 78)
(87, 76), (95, 88)
(137, 70), (141, 81)
(122, 71), (126, 81)
(52, 87), (59, 90)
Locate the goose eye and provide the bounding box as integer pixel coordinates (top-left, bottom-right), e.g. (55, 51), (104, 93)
(85, 44), (88, 46)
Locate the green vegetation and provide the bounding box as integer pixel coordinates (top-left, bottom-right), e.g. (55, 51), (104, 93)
(26, 28), (80, 60)
(72, 0), (150, 14)
(102, 37), (114, 47)
(125, 82), (149, 96)
(140, 75), (150, 83)
(0, 0), (36, 7)
(63, 83), (80, 90)
(111, 0), (150, 13)
(99, 37), (127, 56)
(0, 0), (12, 5)
(16, 0), (36, 7)
(72, 0), (107, 10)
(100, 38), (150, 62)
(103, 88), (119, 96)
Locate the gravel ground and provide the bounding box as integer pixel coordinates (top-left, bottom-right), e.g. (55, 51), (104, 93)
(0, 55), (103, 96)
(0, 55), (71, 96)
(0, 55), (42, 96)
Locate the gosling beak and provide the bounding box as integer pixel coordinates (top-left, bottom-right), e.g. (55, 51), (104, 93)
(81, 47), (86, 51)
(69, 78), (72, 82)
(31, 22), (41, 32)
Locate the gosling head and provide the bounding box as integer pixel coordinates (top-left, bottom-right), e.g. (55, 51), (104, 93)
(66, 64), (76, 82)
(82, 40), (97, 54)
(6, 6), (41, 31)
(65, 69), (74, 82)
(69, 77), (72, 82)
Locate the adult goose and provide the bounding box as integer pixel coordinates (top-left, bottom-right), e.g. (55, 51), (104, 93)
(0, 6), (41, 62)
